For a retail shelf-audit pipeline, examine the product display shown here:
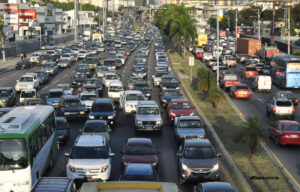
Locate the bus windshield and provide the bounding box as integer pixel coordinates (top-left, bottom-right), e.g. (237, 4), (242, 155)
(0, 139), (28, 170)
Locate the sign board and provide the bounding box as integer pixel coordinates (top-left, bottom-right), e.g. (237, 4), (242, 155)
(3, 27), (14, 39)
(44, 24), (56, 30)
(44, 5), (56, 24)
(93, 34), (101, 40)
(18, 23), (28, 26)
(189, 56), (194, 67)
(19, 9), (36, 19)
(4, 14), (18, 24)
(4, 4), (19, 13)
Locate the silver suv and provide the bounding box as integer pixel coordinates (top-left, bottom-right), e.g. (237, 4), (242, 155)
(134, 100), (163, 134)
(266, 97), (295, 120)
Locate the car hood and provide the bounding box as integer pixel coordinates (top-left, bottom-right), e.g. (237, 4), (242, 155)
(16, 82), (34, 86)
(73, 78), (86, 82)
(125, 101), (140, 106)
(62, 106), (84, 112)
(0, 96), (9, 100)
(170, 109), (193, 115)
(176, 128), (205, 137)
(43, 67), (55, 70)
(122, 154), (157, 164)
(68, 158), (110, 169)
(182, 158), (217, 169)
(47, 98), (60, 103)
(81, 100), (94, 106)
(135, 115), (161, 121)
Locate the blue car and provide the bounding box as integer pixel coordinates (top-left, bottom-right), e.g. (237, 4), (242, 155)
(46, 88), (64, 108)
(76, 64), (91, 77)
(160, 88), (182, 107)
(119, 163), (158, 182)
(85, 78), (104, 96)
(72, 72), (87, 88)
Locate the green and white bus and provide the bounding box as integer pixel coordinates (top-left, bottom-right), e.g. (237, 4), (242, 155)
(0, 106), (57, 192)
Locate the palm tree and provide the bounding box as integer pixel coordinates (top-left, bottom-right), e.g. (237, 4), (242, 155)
(234, 117), (266, 157)
(207, 86), (224, 108)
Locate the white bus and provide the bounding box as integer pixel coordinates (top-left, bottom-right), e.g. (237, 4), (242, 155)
(0, 106), (57, 192)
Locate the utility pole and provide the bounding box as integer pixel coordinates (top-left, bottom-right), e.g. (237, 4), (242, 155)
(271, 2), (275, 45)
(113, 0), (115, 22)
(102, 0), (105, 32)
(287, 3), (290, 54)
(1, 36), (5, 62)
(216, 10), (220, 87)
(257, 9), (261, 40)
(235, 9), (237, 38)
(74, 0), (78, 42)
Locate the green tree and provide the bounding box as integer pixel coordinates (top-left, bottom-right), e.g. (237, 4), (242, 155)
(207, 86), (224, 108)
(207, 17), (216, 29)
(234, 117), (266, 157)
(197, 68), (215, 92)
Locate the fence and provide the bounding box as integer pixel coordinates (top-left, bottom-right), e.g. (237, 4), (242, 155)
(0, 32), (74, 59)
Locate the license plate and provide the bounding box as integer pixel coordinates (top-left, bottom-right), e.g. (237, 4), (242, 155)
(290, 135), (298, 138)
(145, 126), (153, 130)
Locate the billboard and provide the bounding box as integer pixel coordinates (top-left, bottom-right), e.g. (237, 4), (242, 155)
(4, 4), (19, 13)
(4, 14), (18, 24)
(19, 9), (36, 19)
(4, 3), (19, 27)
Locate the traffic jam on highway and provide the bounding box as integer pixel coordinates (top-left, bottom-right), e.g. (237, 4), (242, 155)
(194, 31), (300, 188)
(0, 11), (237, 192)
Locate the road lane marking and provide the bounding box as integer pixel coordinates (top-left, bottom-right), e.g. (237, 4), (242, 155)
(63, 74), (68, 78)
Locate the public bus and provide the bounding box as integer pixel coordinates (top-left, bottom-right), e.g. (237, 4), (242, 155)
(0, 105), (57, 192)
(270, 55), (300, 88)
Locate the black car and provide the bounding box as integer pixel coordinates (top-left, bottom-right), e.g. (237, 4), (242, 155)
(58, 95), (87, 119)
(160, 75), (180, 91)
(15, 59), (32, 69)
(51, 54), (61, 63)
(133, 81), (151, 100)
(89, 98), (117, 128)
(55, 116), (70, 145)
(194, 182), (237, 192)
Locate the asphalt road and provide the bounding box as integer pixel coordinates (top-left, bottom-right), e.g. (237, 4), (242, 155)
(0, 35), (234, 191)
(223, 62), (300, 188)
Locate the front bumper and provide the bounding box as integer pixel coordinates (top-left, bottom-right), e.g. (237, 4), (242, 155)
(135, 124), (162, 131)
(63, 112), (86, 119)
(181, 169), (219, 181)
(66, 166), (111, 181)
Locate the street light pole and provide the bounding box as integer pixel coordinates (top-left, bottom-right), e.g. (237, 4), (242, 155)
(102, 0), (105, 32)
(257, 9), (261, 40)
(74, 0), (78, 42)
(235, 9), (237, 38)
(217, 10), (220, 87)
(287, 3), (290, 54)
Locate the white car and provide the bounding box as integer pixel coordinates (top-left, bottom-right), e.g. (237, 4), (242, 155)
(29, 52), (41, 63)
(80, 92), (98, 110)
(61, 53), (75, 63)
(78, 50), (89, 59)
(102, 72), (119, 87)
(119, 90), (145, 115)
(15, 73), (40, 91)
(107, 80), (124, 101)
(19, 89), (38, 103)
(115, 54), (125, 65)
(65, 135), (114, 181)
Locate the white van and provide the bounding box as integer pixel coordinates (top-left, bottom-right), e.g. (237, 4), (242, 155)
(19, 89), (38, 103)
(107, 80), (124, 101)
(252, 75), (272, 92)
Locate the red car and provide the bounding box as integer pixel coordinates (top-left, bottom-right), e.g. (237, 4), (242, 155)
(229, 84), (251, 99)
(242, 65), (258, 79)
(120, 138), (160, 169)
(167, 99), (195, 124)
(269, 120), (300, 145)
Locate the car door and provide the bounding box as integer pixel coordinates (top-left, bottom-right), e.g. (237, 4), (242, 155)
(273, 122), (281, 139)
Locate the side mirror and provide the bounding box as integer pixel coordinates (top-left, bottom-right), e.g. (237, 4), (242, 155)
(217, 153), (222, 157)
(176, 152), (182, 157)
(109, 153), (115, 157)
(64, 153), (70, 157)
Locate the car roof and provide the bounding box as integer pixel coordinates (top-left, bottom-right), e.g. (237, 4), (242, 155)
(94, 98), (113, 104)
(127, 138), (152, 144)
(124, 90), (143, 95)
(178, 116), (201, 120)
(82, 84), (97, 88)
(201, 182), (236, 192)
(55, 116), (66, 122)
(49, 88), (64, 92)
(125, 163), (153, 175)
(80, 92), (97, 96)
(138, 100), (158, 106)
(0, 87), (13, 90)
(62, 95), (79, 100)
(277, 120), (299, 125)
(185, 139), (212, 147)
(85, 120), (106, 125)
(109, 80), (122, 86)
(75, 135), (106, 147)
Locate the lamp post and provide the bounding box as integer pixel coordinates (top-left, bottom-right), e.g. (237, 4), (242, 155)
(216, 9), (220, 87)
(253, 9), (261, 40)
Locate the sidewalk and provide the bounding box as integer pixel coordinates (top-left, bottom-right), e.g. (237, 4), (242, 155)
(0, 40), (74, 75)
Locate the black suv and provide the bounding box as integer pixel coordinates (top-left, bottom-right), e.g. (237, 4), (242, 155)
(89, 98), (117, 128)
(58, 95), (87, 119)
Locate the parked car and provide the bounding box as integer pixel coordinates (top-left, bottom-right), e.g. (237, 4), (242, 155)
(120, 138), (160, 169)
(119, 163), (159, 182)
(55, 116), (70, 145)
(269, 120), (300, 145)
(65, 135), (114, 181)
(177, 139), (220, 184)
(81, 120), (112, 142)
(0, 87), (16, 107)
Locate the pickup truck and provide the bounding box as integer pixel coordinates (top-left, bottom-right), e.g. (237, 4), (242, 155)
(79, 181), (180, 192)
(31, 177), (76, 192)
(220, 74), (241, 90)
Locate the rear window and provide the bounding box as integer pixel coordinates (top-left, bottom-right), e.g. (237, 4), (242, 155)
(224, 75), (237, 81)
(276, 101), (292, 107)
(281, 124), (300, 131)
(246, 67), (257, 71)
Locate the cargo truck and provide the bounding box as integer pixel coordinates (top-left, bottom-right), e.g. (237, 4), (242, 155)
(237, 38), (261, 56)
(79, 181), (180, 192)
(260, 46), (279, 59)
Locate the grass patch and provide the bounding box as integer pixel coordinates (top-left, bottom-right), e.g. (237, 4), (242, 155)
(168, 47), (294, 192)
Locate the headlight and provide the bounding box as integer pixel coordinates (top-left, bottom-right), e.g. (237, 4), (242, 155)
(108, 115), (113, 119)
(101, 165), (109, 172)
(170, 112), (176, 117)
(68, 164), (75, 172)
(1, 99), (7, 102)
(156, 120), (162, 125)
(182, 163), (190, 171)
(137, 120), (143, 125)
(13, 180), (30, 186)
(64, 112), (70, 115)
(146, 93), (151, 96)
(152, 162), (158, 166)
(162, 99), (167, 103)
(80, 111), (85, 114)
(211, 163), (219, 171)
(89, 115), (94, 119)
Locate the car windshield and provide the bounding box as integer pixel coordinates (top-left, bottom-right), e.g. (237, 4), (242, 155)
(84, 122), (107, 133)
(70, 146), (108, 159)
(77, 66), (88, 70)
(137, 107), (159, 115)
(126, 94), (144, 101)
(123, 174), (155, 181)
(179, 120), (202, 128)
(83, 87), (96, 92)
(163, 90), (180, 96)
(224, 75), (237, 81)
(282, 124), (300, 132)
(106, 75), (117, 80)
(172, 102), (191, 110)
(184, 146), (215, 159)
(277, 92), (295, 98)
(135, 84), (148, 91)
(62, 54), (70, 57)
(155, 73), (166, 77)
(235, 85), (249, 90)
(109, 86), (122, 92)
(74, 74), (86, 79)
(246, 67), (257, 71)
(19, 77), (33, 82)
(0, 90), (9, 97)
(0, 139), (28, 170)
(56, 120), (67, 130)
(64, 99), (81, 107)
(125, 144), (155, 155)
(163, 77), (178, 83)
(20, 91), (35, 98)
(98, 67), (109, 71)
(91, 103), (113, 112)
(49, 91), (63, 98)
(134, 67), (146, 72)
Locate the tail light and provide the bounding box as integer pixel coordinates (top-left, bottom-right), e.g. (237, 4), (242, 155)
(292, 107), (295, 113)
(234, 90), (239, 95)
(272, 107), (276, 112)
(295, 99), (298, 103)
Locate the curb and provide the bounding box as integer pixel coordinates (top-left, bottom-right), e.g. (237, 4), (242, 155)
(167, 51), (253, 192)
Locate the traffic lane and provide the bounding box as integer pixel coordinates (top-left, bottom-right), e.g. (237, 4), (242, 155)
(227, 64), (300, 184)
